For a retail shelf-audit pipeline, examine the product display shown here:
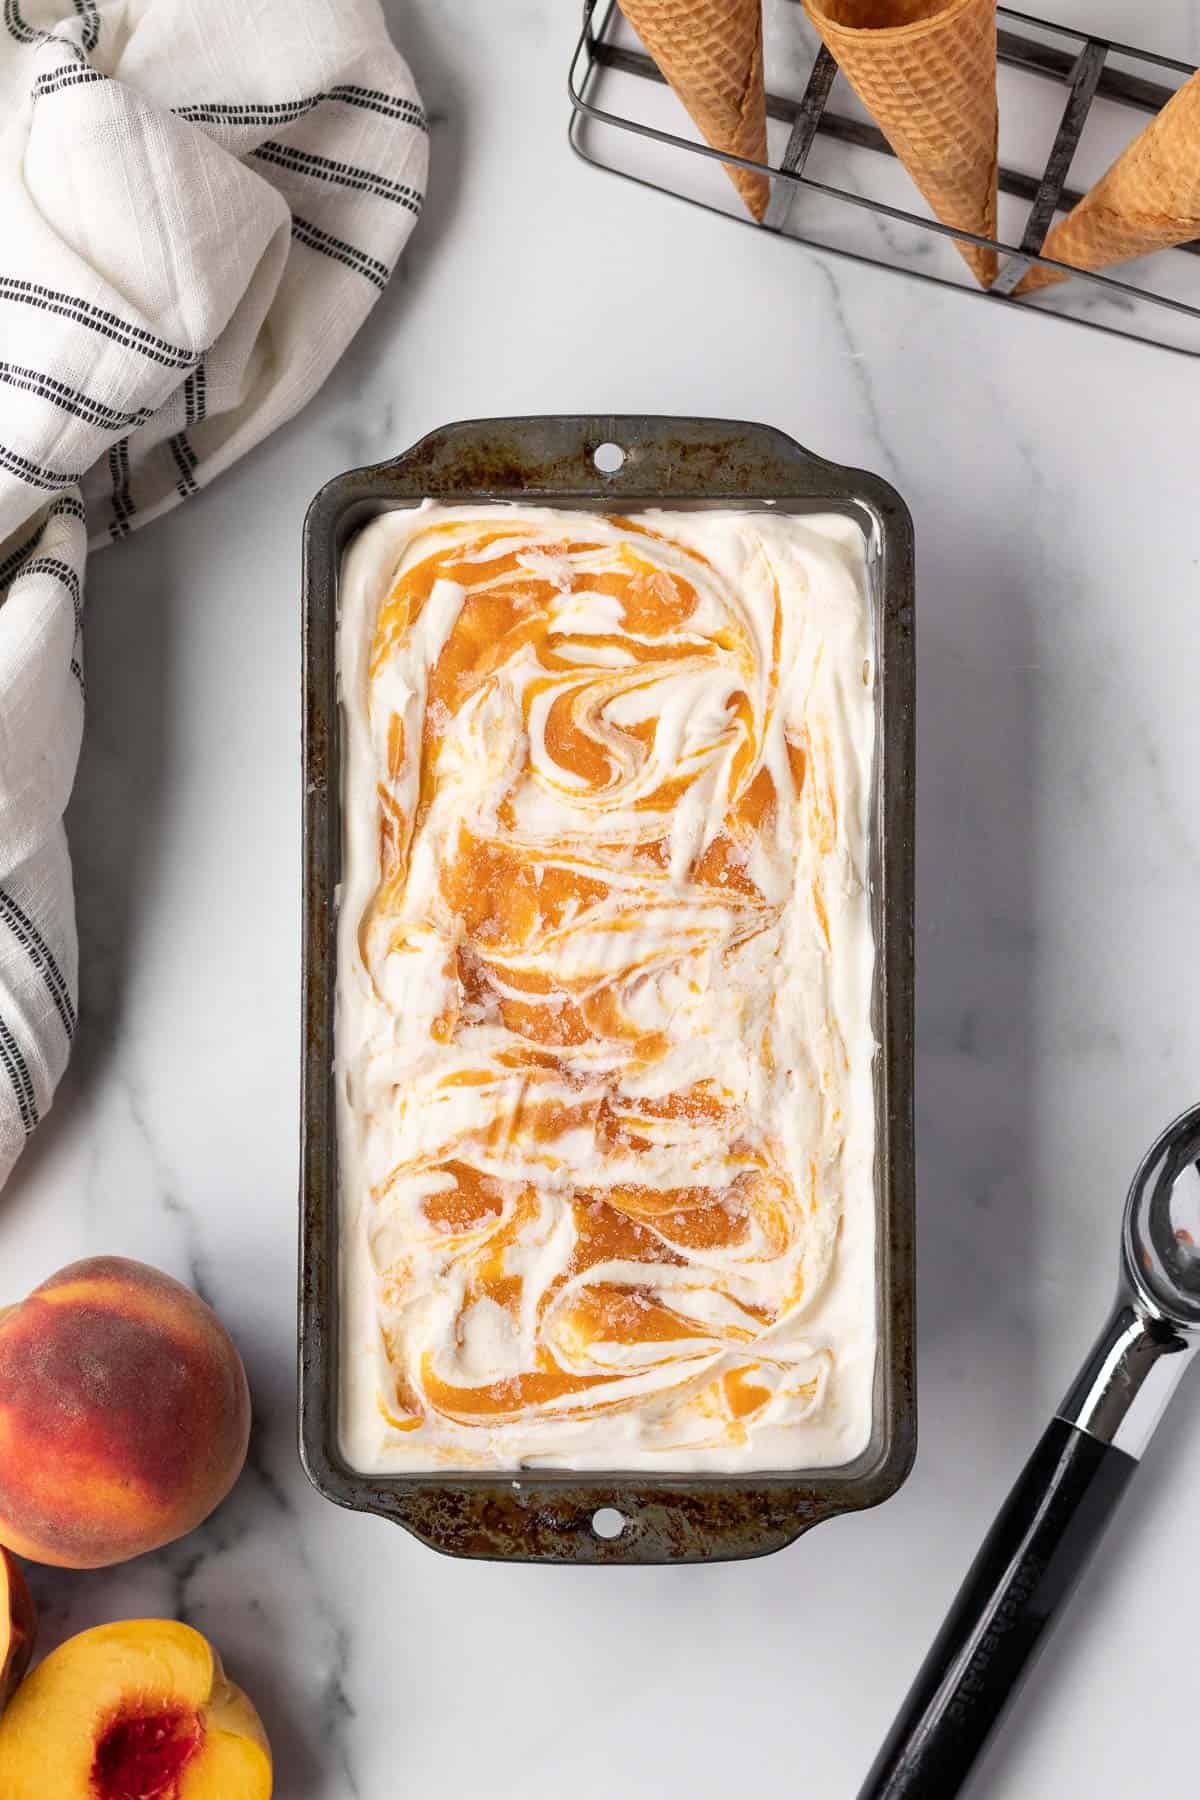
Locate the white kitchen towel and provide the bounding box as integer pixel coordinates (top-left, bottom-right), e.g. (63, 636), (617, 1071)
(0, 0), (428, 1186)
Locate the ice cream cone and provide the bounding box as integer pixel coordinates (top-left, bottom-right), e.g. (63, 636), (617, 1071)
(620, 0), (770, 220)
(1016, 71), (1200, 297)
(804, 0), (999, 286)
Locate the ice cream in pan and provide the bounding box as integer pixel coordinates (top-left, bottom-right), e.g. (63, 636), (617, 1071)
(336, 503), (878, 1472)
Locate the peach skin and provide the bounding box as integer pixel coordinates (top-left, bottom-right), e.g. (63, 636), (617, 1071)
(0, 1548), (35, 1712)
(0, 1618), (272, 1798)
(0, 1257), (251, 1569)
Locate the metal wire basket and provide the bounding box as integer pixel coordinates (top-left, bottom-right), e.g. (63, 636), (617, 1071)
(568, 0), (1200, 359)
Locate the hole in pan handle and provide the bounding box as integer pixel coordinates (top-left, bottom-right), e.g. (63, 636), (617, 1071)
(593, 441), (625, 474)
(592, 1506), (627, 1539)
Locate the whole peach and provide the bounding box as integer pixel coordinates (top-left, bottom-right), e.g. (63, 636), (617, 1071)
(0, 1258), (251, 1569)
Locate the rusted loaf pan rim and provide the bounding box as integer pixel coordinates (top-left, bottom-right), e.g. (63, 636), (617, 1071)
(300, 415), (915, 1563)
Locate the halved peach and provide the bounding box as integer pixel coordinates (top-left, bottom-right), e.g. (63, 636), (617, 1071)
(0, 1618), (272, 1797)
(0, 1548), (34, 1712)
(0, 1257), (251, 1568)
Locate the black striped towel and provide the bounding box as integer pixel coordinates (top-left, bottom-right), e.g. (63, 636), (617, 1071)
(0, 0), (428, 1186)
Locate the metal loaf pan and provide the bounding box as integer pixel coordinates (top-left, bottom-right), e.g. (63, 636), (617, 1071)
(301, 415), (915, 1563)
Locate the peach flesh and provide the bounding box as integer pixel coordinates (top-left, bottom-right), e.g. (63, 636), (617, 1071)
(92, 1705), (205, 1799)
(0, 1618), (272, 1797)
(0, 1550), (34, 1710)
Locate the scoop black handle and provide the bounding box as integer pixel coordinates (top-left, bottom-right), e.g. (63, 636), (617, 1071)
(857, 1415), (1137, 1799)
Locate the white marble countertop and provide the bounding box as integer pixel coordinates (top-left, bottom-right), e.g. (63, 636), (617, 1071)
(7, 0), (1200, 1794)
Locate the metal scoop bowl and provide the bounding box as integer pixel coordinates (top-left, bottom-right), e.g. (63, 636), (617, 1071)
(860, 1104), (1200, 1799)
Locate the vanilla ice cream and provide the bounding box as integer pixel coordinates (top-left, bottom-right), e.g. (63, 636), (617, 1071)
(336, 502), (877, 1472)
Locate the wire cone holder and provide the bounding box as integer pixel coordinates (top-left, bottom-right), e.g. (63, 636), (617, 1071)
(568, 0), (1200, 358)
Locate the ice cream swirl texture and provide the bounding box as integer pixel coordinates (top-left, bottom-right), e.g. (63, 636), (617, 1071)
(337, 503), (877, 1471)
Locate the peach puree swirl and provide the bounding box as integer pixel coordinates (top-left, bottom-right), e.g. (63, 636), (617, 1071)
(337, 503), (877, 1472)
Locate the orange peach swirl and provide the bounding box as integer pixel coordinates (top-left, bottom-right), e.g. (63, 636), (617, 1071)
(337, 503), (877, 1471)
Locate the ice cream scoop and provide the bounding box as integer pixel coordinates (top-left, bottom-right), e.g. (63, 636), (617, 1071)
(860, 1103), (1200, 1798)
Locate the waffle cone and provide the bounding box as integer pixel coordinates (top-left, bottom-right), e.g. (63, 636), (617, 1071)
(804, 0), (999, 286)
(1017, 71), (1200, 297)
(620, 0), (770, 219)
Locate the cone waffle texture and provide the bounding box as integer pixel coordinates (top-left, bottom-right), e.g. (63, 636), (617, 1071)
(621, 0), (770, 219)
(804, 0), (999, 286)
(1017, 71), (1200, 297)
